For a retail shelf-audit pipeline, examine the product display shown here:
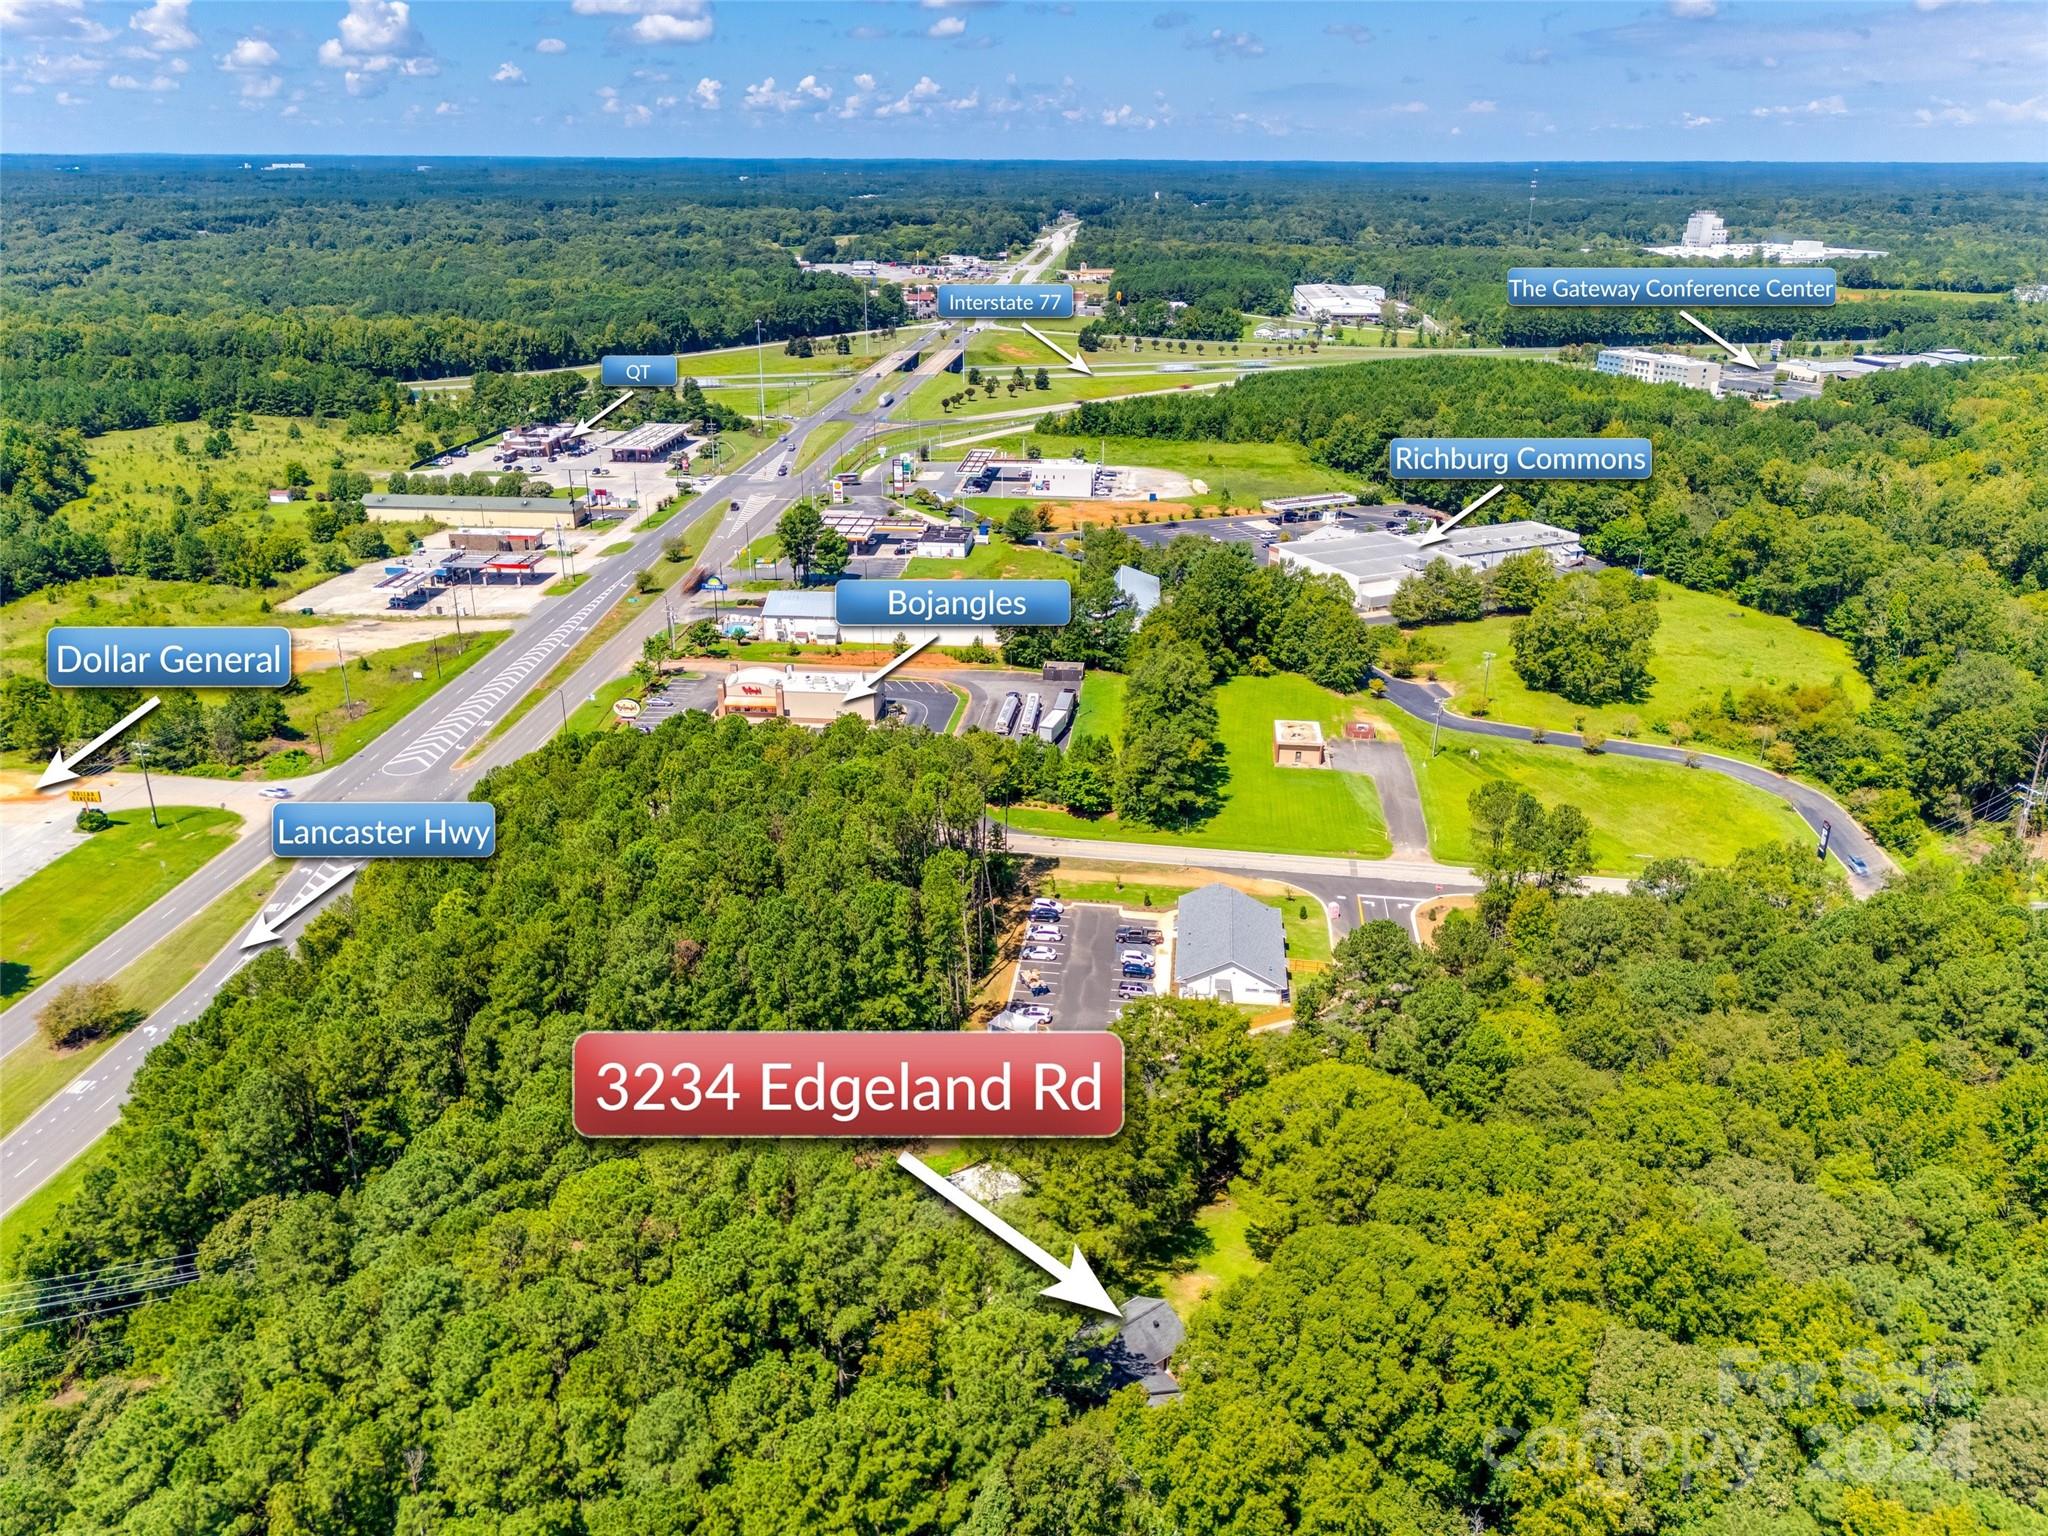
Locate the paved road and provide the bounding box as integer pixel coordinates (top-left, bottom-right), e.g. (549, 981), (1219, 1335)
(0, 330), (950, 1216)
(1330, 738), (1429, 858)
(1370, 669), (1894, 895)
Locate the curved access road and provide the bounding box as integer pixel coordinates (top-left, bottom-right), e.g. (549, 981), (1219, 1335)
(1369, 669), (1894, 896)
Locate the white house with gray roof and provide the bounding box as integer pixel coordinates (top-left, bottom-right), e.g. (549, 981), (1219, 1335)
(1173, 884), (1289, 1006)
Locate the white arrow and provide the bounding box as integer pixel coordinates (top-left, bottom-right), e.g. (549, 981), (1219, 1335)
(1412, 482), (1507, 549)
(239, 862), (359, 950)
(1021, 321), (1092, 376)
(1677, 310), (1758, 369)
(896, 1151), (1121, 1317)
(843, 632), (938, 704)
(572, 390), (636, 439)
(37, 696), (161, 790)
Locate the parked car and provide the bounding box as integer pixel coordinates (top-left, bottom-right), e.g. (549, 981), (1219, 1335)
(1115, 926), (1162, 944)
(258, 786), (293, 800)
(1013, 1004), (1053, 1024)
(1118, 949), (1151, 965)
(1027, 924), (1064, 943)
(1115, 981), (1152, 998)
(1120, 961), (1155, 979)
(1021, 945), (1058, 963)
(1030, 899), (1066, 917)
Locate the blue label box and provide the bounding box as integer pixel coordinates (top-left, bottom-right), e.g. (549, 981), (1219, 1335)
(48, 626), (291, 688)
(601, 354), (680, 388)
(835, 580), (1071, 628)
(1506, 268), (1836, 307)
(937, 284), (1075, 320)
(273, 802), (496, 859)
(1390, 437), (1653, 480)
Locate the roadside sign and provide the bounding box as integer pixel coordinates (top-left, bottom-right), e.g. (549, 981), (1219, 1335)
(68, 788), (102, 803)
(612, 698), (643, 720)
(702, 576), (728, 592)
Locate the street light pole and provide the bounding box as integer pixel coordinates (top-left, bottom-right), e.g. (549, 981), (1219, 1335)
(755, 316), (767, 422)
(1481, 650), (1495, 707)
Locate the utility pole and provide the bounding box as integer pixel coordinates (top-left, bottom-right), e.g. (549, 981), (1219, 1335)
(312, 712), (326, 764)
(2014, 732), (2048, 838)
(1481, 650), (1495, 707)
(336, 639), (351, 710)
(755, 316), (767, 422)
(134, 745), (161, 829)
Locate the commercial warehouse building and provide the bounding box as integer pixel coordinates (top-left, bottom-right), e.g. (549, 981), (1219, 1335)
(1271, 519), (1584, 613)
(362, 493), (589, 530)
(1291, 283), (1386, 322)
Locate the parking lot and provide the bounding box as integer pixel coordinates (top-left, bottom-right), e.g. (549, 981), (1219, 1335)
(1003, 901), (1168, 1031)
(879, 678), (959, 731)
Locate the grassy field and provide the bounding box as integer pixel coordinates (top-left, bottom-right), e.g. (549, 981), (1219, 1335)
(0, 1030), (122, 1137)
(1417, 581), (1871, 759)
(678, 339), (868, 380)
(1367, 699), (1814, 872)
(905, 366), (1215, 422)
(798, 419), (854, 470)
(1, 806), (242, 1004)
(1010, 435), (1354, 509)
(964, 329), (1064, 368)
(1073, 670), (1126, 744)
(64, 414), (412, 539)
(271, 631), (508, 775)
(1006, 674), (1391, 859)
(1, 579), (334, 681)
(903, 536), (1074, 581)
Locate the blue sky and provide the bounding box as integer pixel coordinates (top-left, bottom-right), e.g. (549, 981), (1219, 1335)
(2, 0), (2043, 159)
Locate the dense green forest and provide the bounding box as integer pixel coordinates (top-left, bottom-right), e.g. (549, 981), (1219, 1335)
(1045, 358), (2048, 837)
(5, 715), (2045, 1535)
(1068, 163), (2048, 352)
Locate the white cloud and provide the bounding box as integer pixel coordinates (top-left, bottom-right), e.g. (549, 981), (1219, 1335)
(0, 2), (115, 44)
(108, 69), (177, 89)
(1188, 27), (1263, 59)
(55, 87), (85, 104)
(1985, 95), (2048, 123)
(1668, 0), (1717, 16)
(1681, 111), (1718, 128)
(318, 0), (438, 96)
(435, 98), (458, 114)
(571, 0), (712, 46)
(126, 0), (194, 53)
(1387, 100), (1427, 114)
(875, 74), (943, 117)
(691, 76), (720, 108)
(946, 87), (979, 110)
(853, 71), (875, 90)
(742, 72), (832, 112)
(927, 14), (964, 38)
(535, 36), (566, 53)
(493, 61), (525, 85)
(1098, 102), (1158, 130)
(216, 34), (280, 98)
(1464, 98), (1497, 113)
(1751, 94), (1847, 118)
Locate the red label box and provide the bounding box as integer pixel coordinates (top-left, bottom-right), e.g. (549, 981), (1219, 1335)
(573, 1030), (1125, 1139)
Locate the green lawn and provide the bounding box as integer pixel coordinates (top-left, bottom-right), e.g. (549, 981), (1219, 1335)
(1161, 1198), (1265, 1320)
(0, 1031), (122, 1137)
(1043, 869), (1332, 965)
(677, 340), (866, 380)
(1006, 674), (1392, 859)
(903, 536), (1075, 581)
(1008, 434), (1355, 509)
(1415, 581), (1871, 762)
(1073, 671), (1126, 744)
(0, 1139), (108, 1277)
(1367, 699), (1814, 873)
(797, 419), (854, 471)
(906, 366), (1207, 422)
(1, 806), (242, 1004)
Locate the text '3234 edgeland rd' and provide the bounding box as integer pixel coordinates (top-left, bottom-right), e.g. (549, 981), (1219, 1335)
(574, 1031), (1124, 1138)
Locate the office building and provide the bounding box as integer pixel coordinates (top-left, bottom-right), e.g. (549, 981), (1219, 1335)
(1173, 885), (1289, 1006)
(362, 493), (589, 530)
(1595, 347), (1722, 394)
